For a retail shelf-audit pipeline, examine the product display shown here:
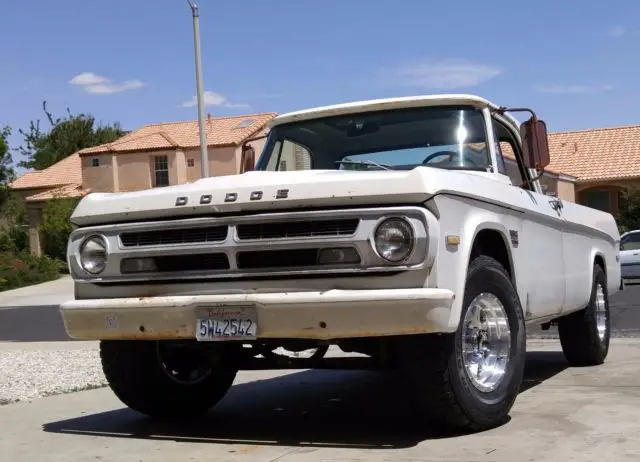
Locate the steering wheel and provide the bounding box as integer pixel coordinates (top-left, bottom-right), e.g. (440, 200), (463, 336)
(422, 150), (479, 167)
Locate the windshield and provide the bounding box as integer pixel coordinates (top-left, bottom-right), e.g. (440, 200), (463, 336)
(256, 106), (490, 172)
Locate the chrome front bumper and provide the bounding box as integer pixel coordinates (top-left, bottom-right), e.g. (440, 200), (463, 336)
(60, 288), (456, 341)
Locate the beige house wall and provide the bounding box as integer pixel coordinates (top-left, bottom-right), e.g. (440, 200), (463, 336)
(80, 128), (271, 192)
(183, 148), (202, 183)
(184, 144), (255, 182)
(117, 149), (177, 191)
(209, 147), (237, 177)
(556, 179), (576, 202)
(81, 153), (115, 192)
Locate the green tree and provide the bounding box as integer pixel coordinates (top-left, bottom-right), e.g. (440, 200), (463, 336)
(0, 126), (13, 183)
(0, 126), (14, 210)
(16, 101), (125, 170)
(40, 196), (81, 261)
(618, 186), (640, 233)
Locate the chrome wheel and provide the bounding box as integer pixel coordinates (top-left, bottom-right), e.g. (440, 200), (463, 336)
(595, 284), (608, 341)
(462, 293), (512, 393)
(156, 342), (213, 385)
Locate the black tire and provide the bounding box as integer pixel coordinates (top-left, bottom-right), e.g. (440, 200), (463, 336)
(558, 264), (610, 366)
(395, 255), (526, 432)
(100, 340), (237, 418)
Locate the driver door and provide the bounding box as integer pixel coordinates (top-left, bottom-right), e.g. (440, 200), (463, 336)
(494, 125), (566, 319)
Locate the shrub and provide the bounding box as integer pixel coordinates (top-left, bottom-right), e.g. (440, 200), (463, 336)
(0, 249), (62, 292)
(618, 186), (640, 234)
(40, 197), (79, 262)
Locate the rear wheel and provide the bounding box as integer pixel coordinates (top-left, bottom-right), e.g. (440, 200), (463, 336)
(396, 255), (526, 432)
(100, 340), (237, 418)
(558, 264), (610, 366)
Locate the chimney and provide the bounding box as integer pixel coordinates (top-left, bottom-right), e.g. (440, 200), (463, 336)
(574, 141), (579, 153)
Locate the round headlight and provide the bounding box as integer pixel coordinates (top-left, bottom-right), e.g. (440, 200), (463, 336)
(374, 218), (414, 262)
(80, 235), (108, 274)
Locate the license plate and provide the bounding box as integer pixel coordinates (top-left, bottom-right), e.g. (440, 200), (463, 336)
(195, 304), (258, 341)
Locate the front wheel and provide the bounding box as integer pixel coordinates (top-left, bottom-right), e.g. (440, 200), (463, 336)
(100, 340), (238, 419)
(396, 255), (526, 432)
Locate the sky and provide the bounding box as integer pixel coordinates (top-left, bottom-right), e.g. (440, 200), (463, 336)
(1, 0), (639, 172)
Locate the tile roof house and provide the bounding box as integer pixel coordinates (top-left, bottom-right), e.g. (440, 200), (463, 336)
(500, 124), (640, 215)
(9, 112), (277, 256)
(8, 153), (86, 201)
(75, 112), (277, 193)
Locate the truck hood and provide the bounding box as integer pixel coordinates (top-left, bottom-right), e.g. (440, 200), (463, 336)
(71, 167), (509, 226)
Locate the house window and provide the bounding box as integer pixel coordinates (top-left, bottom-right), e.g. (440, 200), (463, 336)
(91, 158), (100, 167)
(187, 158), (195, 168)
(154, 155), (169, 187)
(279, 160), (287, 171)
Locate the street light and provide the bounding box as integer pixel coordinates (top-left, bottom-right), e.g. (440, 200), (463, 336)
(187, 0), (210, 178)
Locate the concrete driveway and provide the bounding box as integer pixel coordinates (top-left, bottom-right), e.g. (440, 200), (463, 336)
(1, 340), (639, 461)
(2, 279), (640, 460)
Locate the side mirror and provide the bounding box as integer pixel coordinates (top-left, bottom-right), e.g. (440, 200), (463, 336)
(240, 144), (255, 173)
(520, 117), (550, 170)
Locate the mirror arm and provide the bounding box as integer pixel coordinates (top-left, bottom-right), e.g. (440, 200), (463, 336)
(495, 106), (539, 122)
(494, 106), (547, 188)
(241, 133), (269, 151)
(519, 168), (545, 189)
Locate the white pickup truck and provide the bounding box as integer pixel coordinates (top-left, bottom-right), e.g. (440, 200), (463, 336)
(61, 94), (622, 432)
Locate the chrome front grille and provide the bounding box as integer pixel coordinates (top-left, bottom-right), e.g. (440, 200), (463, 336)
(236, 219), (358, 240)
(120, 226), (228, 247)
(68, 207), (432, 282)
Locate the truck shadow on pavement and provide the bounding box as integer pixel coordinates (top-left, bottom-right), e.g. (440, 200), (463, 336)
(42, 350), (569, 449)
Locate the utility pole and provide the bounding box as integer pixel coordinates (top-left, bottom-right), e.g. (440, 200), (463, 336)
(187, 0), (209, 178)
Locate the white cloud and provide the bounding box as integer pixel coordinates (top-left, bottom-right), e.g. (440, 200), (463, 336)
(534, 84), (614, 94)
(385, 58), (502, 90)
(610, 26), (625, 38)
(69, 72), (145, 94)
(180, 91), (249, 109)
(69, 72), (108, 86)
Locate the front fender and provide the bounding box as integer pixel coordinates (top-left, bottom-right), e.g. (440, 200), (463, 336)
(429, 195), (522, 331)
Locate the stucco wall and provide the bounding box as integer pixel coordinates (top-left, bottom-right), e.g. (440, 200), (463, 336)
(183, 146), (238, 182)
(111, 149), (178, 191)
(556, 178), (576, 202)
(81, 154), (115, 192)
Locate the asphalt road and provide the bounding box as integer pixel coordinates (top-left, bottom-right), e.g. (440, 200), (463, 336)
(0, 283), (639, 342)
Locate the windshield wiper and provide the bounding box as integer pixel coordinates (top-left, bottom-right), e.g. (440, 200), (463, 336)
(335, 160), (392, 170)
